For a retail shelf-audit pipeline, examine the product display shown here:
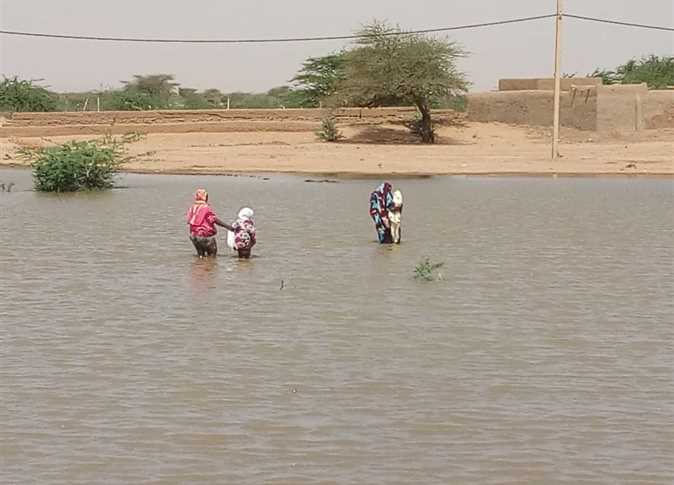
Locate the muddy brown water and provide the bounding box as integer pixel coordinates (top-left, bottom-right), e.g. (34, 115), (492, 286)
(1, 168), (672, 484)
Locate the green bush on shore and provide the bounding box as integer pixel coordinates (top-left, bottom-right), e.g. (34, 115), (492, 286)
(316, 115), (344, 142)
(21, 135), (139, 192)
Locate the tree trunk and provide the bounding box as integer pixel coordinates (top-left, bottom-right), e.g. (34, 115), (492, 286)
(415, 99), (435, 144)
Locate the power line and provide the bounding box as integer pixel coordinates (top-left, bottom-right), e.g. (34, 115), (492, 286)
(0, 14), (557, 44)
(565, 14), (674, 32)
(0, 13), (670, 44)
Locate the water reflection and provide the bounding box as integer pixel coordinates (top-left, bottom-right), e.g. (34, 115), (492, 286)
(189, 256), (219, 291)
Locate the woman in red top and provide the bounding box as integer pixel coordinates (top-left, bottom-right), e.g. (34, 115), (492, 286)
(186, 188), (233, 257)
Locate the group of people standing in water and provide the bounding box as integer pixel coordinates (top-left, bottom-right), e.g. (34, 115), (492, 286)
(369, 181), (404, 245)
(186, 182), (403, 258)
(186, 188), (256, 258)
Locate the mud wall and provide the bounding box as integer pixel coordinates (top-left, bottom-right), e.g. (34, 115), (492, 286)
(0, 107), (420, 127)
(596, 84), (649, 132)
(0, 107), (454, 137)
(466, 90), (597, 130)
(499, 78), (602, 91)
(468, 84), (673, 132)
(643, 90), (674, 129)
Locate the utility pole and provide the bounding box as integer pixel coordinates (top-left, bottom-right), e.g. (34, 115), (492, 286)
(552, 0), (563, 159)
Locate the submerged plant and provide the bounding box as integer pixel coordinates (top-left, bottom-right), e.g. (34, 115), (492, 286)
(414, 258), (444, 281)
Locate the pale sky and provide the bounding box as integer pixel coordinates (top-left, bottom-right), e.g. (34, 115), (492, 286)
(0, 0), (672, 93)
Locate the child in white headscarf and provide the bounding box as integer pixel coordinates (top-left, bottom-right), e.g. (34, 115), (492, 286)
(227, 207), (256, 258)
(388, 190), (403, 244)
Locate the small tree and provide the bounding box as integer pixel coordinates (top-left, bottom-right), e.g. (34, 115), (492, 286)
(316, 115), (344, 142)
(119, 74), (179, 109)
(267, 85), (292, 99)
(0, 77), (57, 112)
(337, 22), (468, 143)
(203, 88), (225, 108)
(177, 87), (209, 109)
(109, 89), (156, 110)
(265, 85), (315, 108)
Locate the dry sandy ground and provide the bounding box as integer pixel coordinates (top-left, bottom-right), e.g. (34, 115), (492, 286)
(1, 122), (672, 176)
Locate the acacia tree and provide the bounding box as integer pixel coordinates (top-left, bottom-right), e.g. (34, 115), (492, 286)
(202, 88), (224, 107)
(338, 22), (468, 143)
(177, 87), (210, 109)
(290, 53), (346, 107)
(119, 74), (179, 109)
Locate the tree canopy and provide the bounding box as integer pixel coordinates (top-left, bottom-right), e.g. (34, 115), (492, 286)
(111, 74), (180, 110)
(335, 22), (468, 142)
(291, 53), (347, 107)
(0, 77), (57, 112)
(592, 55), (673, 89)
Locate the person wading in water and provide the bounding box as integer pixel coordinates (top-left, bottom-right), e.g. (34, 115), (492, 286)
(226, 207), (257, 259)
(369, 182), (400, 244)
(186, 188), (234, 257)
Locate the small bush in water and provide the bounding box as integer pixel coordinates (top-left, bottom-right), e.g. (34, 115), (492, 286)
(414, 258), (444, 281)
(317, 116), (343, 142)
(24, 134), (139, 192)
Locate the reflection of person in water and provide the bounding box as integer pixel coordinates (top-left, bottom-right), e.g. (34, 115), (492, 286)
(186, 188), (234, 257)
(369, 182), (394, 244)
(190, 257), (219, 291)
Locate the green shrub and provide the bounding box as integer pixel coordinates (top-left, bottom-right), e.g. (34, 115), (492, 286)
(414, 258), (444, 281)
(316, 116), (343, 142)
(0, 77), (57, 112)
(180, 93), (211, 109)
(226, 91), (283, 109)
(591, 55), (674, 89)
(23, 135), (138, 192)
(108, 89), (160, 111)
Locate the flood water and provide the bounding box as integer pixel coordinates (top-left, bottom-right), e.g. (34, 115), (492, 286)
(1, 168), (673, 484)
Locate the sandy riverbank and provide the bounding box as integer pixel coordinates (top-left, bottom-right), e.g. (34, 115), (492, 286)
(1, 121), (672, 176)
